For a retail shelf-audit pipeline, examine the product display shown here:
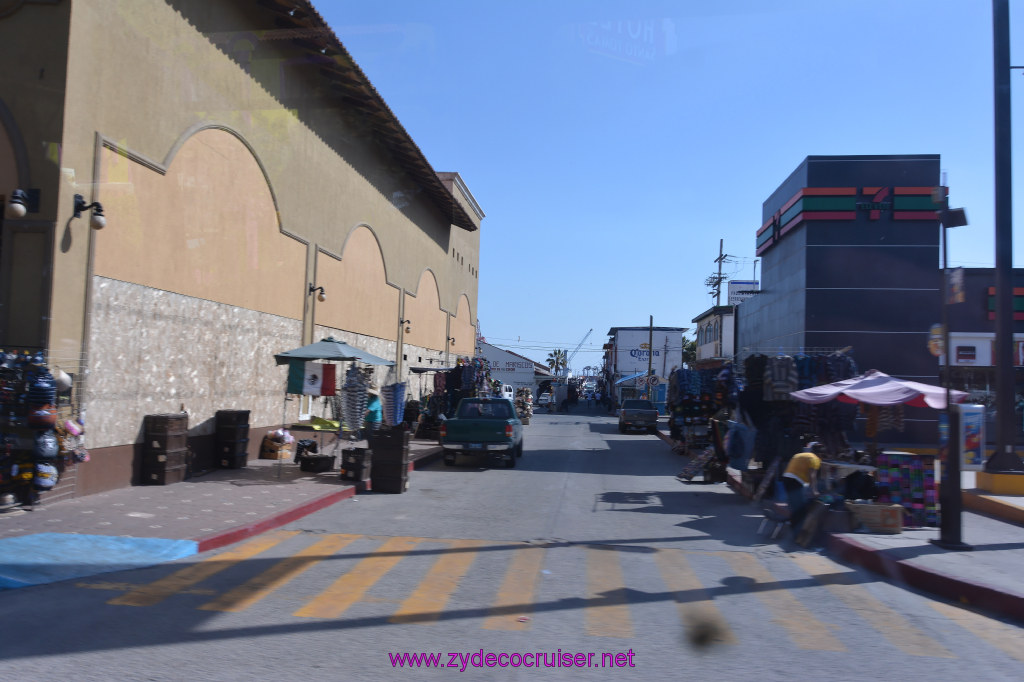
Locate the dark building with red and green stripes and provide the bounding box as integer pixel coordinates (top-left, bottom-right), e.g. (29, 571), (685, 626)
(738, 155), (944, 444)
(738, 154), (1024, 446)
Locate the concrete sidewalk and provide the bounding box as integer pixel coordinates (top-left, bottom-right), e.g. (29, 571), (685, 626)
(0, 437), (443, 589)
(656, 429), (1024, 623)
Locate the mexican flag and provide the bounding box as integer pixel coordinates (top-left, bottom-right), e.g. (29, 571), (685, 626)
(287, 361), (336, 396)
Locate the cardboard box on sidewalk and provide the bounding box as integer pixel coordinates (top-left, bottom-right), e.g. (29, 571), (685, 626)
(846, 501), (904, 534)
(260, 434), (292, 460)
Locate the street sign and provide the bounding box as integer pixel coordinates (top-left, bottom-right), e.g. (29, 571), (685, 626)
(648, 376), (660, 386)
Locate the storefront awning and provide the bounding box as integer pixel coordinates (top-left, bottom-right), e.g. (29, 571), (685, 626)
(614, 371), (646, 386)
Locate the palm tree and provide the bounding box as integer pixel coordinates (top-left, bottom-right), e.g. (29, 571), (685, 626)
(546, 348), (567, 375)
(681, 336), (697, 368)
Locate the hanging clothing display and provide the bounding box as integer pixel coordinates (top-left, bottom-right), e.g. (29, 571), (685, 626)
(763, 354), (798, 402)
(736, 350), (859, 465)
(341, 365), (371, 433)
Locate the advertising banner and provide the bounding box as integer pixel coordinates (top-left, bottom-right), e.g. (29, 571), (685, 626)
(958, 404), (986, 471)
(614, 330), (683, 376)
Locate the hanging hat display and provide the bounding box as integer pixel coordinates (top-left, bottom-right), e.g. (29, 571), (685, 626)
(33, 462), (59, 490)
(27, 404), (58, 429)
(28, 370), (57, 405)
(33, 430), (59, 460)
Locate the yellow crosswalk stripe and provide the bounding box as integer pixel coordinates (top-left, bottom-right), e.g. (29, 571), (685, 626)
(197, 534), (360, 613)
(723, 552), (846, 651)
(584, 546), (634, 638)
(482, 544), (545, 631)
(653, 549), (737, 645)
(108, 530), (300, 607)
(293, 536), (419, 619)
(389, 539), (483, 625)
(929, 601), (1024, 662)
(790, 553), (954, 658)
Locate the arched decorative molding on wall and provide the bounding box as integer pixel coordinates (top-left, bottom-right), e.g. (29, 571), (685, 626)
(450, 293), (475, 357)
(316, 224), (399, 340)
(0, 97), (32, 188)
(92, 125), (307, 319)
(404, 269), (446, 350)
(96, 122), (306, 246)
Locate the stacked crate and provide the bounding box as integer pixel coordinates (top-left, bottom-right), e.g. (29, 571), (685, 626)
(216, 410), (250, 469)
(369, 428), (411, 493)
(142, 413), (189, 485)
(339, 447), (372, 483)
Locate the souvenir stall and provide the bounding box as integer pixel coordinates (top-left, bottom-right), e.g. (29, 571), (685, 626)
(790, 369), (968, 530)
(673, 366), (741, 483)
(272, 337), (395, 476)
(0, 351), (85, 511)
(412, 357), (495, 437)
(666, 366), (736, 453)
(409, 366), (453, 440)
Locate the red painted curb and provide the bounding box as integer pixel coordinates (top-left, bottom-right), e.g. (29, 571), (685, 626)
(194, 447), (443, 553)
(826, 533), (1024, 624)
(195, 487), (356, 553)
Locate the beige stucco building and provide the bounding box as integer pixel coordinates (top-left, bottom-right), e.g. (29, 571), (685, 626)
(0, 0), (483, 495)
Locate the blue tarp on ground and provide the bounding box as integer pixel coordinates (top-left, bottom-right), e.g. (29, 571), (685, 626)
(0, 533), (198, 589)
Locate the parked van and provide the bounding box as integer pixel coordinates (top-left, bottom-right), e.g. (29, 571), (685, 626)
(502, 384), (515, 402)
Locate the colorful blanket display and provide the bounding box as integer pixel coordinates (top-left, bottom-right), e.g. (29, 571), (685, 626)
(874, 450), (938, 527)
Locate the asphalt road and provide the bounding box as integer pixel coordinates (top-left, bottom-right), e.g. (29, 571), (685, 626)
(2, 409), (1023, 681)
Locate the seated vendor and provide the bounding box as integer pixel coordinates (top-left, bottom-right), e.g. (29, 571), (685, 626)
(782, 442), (822, 531)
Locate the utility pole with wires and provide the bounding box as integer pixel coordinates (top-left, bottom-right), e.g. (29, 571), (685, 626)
(704, 239), (731, 305)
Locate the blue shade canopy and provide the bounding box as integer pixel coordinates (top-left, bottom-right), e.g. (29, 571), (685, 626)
(274, 336), (394, 366)
(614, 371), (647, 385)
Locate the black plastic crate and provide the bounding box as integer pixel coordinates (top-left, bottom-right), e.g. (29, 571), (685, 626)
(144, 413), (188, 434)
(372, 461), (409, 479)
(369, 429), (410, 456)
(217, 424), (250, 442)
(339, 461), (371, 481)
(219, 453), (248, 469)
(218, 438), (250, 455)
(372, 473), (409, 494)
(299, 455), (336, 473)
(145, 430), (187, 451)
(143, 448), (190, 469)
(144, 464), (188, 485)
(215, 410), (250, 425)
(341, 448), (372, 467)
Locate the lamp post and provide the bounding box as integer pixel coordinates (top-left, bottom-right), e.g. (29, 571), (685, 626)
(989, 0), (1024, 472)
(932, 205), (972, 552)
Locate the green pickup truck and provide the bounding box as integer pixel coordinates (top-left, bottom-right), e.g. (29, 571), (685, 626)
(439, 397), (524, 468)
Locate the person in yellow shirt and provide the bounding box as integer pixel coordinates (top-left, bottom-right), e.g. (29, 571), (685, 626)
(782, 443), (822, 530)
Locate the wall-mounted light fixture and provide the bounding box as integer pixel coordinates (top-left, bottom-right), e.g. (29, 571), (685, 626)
(400, 318), (412, 334)
(308, 283), (326, 302)
(5, 189), (28, 219)
(73, 193), (106, 229)
(447, 336), (456, 346)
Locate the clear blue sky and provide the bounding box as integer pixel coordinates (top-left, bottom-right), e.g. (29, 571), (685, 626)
(320, 1), (1024, 373)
